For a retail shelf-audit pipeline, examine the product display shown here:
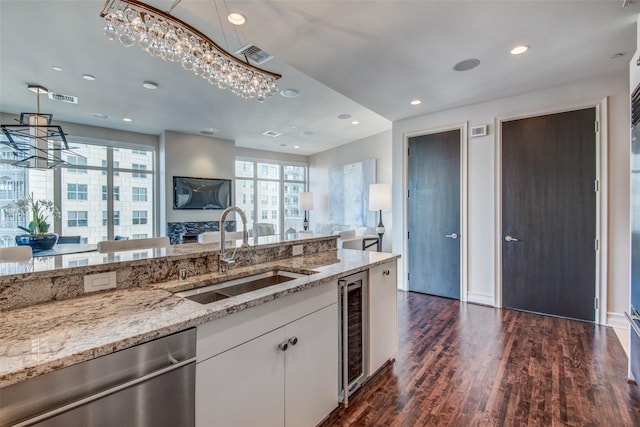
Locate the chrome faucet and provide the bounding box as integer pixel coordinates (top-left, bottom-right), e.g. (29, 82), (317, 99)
(218, 206), (249, 273)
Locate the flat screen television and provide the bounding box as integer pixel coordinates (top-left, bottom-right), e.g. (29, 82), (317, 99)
(173, 176), (232, 210)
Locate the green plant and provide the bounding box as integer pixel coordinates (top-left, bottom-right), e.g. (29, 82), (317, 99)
(14, 193), (60, 235)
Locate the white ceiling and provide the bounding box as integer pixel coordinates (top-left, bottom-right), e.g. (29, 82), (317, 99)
(1, 1), (638, 156)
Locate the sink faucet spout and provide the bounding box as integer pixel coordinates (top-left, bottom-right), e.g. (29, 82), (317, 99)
(219, 206), (249, 272)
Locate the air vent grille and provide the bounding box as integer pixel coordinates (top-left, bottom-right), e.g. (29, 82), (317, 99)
(262, 130), (282, 137)
(235, 44), (273, 65)
(48, 92), (78, 104)
(470, 125), (488, 137)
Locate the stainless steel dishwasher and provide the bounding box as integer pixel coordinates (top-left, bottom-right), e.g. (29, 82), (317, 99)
(1, 328), (196, 427)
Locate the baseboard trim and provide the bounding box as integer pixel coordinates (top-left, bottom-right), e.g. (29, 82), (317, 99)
(467, 292), (494, 307)
(607, 311), (628, 329)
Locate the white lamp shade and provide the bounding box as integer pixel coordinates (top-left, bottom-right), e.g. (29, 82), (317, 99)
(299, 192), (313, 210)
(369, 184), (392, 211)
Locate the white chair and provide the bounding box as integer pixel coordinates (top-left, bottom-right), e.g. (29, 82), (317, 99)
(97, 236), (170, 253)
(253, 223), (275, 237)
(197, 231), (244, 244)
(338, 230), (363, 250)
(0, 246), (32, 262)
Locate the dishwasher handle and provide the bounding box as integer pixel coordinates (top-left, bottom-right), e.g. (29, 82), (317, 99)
(12, 357), (197, 427)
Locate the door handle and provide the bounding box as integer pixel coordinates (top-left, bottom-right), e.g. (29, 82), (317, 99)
(504, 235), (519, 242)
(445, 233), (458, 239)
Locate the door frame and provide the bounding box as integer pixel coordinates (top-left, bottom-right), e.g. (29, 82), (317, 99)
(402, 122), (469, 301)
(494, 98), (608, 324)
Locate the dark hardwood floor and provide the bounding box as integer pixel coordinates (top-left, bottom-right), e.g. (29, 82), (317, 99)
(322, 291), (640, 426)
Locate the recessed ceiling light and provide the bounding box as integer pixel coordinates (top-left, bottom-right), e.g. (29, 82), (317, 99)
(200, 127), (219, 135)
(52, 66), (63, 72)
(352, 121), (360, 125)
(82, 74), (96, 81)
(280, 88), (301, 98)
(122, 117), (132, 122)
(91, 113), (109, 119)
(337, 114), (351, 120)
(510, 45), (529, 55)
(410, 99), (422, 106)
(143, 81), (158, 90)
(227, 12), (246, 25)
(294, 145), (300, 149)
(453, 58), (480, 72)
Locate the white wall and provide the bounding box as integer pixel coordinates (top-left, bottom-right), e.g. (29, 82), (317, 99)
(159, 131), (235, 226)
(392, 70), (630, 321)
(309, 130), (393, 252)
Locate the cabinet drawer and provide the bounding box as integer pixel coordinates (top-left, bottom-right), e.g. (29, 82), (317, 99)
(197, 280), (337, 361)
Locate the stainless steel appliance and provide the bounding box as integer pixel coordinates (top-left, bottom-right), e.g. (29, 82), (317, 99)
(339, 271), (368, 406)
(627, 83), (640, 383)
(1, 328), (196, 427)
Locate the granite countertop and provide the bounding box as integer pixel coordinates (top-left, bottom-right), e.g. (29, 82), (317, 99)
(0, 249), (399, 388)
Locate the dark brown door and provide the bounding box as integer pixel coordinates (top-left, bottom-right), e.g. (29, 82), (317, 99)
(502, 108), (596, 321)
(408, 130), (460, 299)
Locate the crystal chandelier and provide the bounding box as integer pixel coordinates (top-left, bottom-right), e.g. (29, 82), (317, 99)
(100, 0), (281, 101)
(1, 85), (69, 169)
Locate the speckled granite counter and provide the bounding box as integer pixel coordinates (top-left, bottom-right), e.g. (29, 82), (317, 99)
(0, 249), (399, 388)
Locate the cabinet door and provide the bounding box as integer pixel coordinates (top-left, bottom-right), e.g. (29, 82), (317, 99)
(196, 328), (285, 427)
(369, 262), (398, 374)
(285, 303), (339, 427)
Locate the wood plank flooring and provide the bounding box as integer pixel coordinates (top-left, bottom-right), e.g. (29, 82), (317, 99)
(322, 291), (640, 426)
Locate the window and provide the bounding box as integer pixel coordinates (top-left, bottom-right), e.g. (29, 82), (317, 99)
(132, 187), (147, 202)
(132, 233), (148, 239)
(132, 163), (147, 178)
(66, 155), (87, 173)
(132, 210), (147, 225)
(67, 183), (88, 200)
(68, 211), (88, 227)
(68, 259), (89, 267)
(0, 140), (156, 247)
(102, 186), (120, 201)
(234, 160), (308, 235)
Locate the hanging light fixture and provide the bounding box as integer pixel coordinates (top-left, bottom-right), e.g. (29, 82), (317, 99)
(99, 0), (281, 102)
(1, 85), (69, 169)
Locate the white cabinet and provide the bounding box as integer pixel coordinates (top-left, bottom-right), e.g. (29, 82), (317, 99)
(196, 281), (338, 427)
(285, 304), (338, 427)
(368, 261), (398, 375)
(197, 328), (285, 427)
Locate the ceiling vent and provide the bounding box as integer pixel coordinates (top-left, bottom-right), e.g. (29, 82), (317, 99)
(48, 92), (78, 104)
(262, 130), (282, 137)
(236, 44), (273, 65)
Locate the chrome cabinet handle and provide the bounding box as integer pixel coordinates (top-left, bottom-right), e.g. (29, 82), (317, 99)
(288, 336), (298, 345)
(383, 270), (390, 276)
(504, 235), (519, 242)
(278, 342), (288, 351)
(445, 233), (458, 239)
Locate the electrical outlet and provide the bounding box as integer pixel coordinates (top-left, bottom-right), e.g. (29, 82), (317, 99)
(292, 244), (304, 256)
(84, 271), (116, 293)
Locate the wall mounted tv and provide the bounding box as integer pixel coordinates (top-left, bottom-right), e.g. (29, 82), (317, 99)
(173, 176), (232, 210)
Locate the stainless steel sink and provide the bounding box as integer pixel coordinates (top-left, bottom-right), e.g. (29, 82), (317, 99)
(175, 270), (312, 304)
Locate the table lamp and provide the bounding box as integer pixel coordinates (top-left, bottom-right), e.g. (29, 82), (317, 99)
(299, 192), (313, 231)
(369, 184), (392, 251)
